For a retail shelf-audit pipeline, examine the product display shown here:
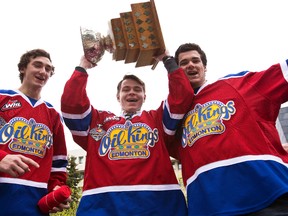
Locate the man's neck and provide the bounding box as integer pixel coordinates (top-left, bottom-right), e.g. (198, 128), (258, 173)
(18, 86), (41, 100)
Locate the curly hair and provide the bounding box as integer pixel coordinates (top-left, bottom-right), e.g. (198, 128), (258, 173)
(18, 49), (55, 82)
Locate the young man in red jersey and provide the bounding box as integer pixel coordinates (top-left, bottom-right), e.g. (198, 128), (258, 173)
(61, 55), (193, 215)
(0, 49), (71, 215)
(167, 43), (288, 215)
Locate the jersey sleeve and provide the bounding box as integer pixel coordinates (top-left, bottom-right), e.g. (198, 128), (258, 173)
(162, 67), (194, 136)
(250, 61), (288, 103)
(224, 61), (288, 105)
(61, 68), (92, 150)
(48, 114), (68, 192)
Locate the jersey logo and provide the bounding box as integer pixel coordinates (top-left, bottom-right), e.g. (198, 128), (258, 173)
(182, 100), (236, 147)
(103, 115), (120, 124)
(96, 121), (159, 160)
(0, 117), (53, 158)
(90, 124), (106, 141)
(1, 99), (22, 111)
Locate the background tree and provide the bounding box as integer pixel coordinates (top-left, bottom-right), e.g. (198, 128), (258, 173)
(50, 155), (83, 216)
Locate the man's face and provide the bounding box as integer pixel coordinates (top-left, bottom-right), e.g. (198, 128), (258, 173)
(178, 50), (207, 89)
(21, 56), (54, 88)
(117, 79), (146, 113)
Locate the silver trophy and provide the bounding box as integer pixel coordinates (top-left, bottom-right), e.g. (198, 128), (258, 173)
(80, 27), (114, 64)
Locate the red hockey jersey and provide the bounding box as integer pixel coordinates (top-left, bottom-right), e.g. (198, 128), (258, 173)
(61, 67), (193, 215)
(0, 90), (68, 216)
(171, 60), (288, 215)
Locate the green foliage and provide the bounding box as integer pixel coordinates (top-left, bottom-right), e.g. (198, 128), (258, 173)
(66, 156), (83, 203)
(50, 156), (83, 216)
(49, 202), (78, 216)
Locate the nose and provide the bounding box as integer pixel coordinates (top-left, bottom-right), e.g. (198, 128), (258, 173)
(128, 90), (136, 95)
(39, 66), (47, 73)
(187, 60), (195, 67)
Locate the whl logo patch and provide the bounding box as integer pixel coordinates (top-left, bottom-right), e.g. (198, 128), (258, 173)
(1, 100), (22, 111)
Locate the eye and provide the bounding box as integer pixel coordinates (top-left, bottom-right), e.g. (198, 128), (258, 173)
(134, 87), (142, 92)
(45, 66), (53, 73)
(32, 62), (53, 74)
(33, 62), (42, 69)
(192, 58), (201, 64)
(122, 87), (130, 92)
(179, 60), (189, 66)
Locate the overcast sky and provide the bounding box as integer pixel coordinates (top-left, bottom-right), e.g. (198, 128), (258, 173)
(1, 0), (288, 150)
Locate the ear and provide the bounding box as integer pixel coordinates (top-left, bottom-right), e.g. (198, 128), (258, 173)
(116, 94), (120, 102)
(143, 94), (146, 102)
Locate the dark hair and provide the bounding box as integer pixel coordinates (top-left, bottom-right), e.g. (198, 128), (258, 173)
(117, 74), (146, 95)
(18, 49), (55, 82)
(174, 43), (207, 67)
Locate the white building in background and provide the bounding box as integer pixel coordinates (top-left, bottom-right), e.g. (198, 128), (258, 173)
(277, 118), (287, 144)
(68, 148), (86, 187)
(278, 106), (288, 144)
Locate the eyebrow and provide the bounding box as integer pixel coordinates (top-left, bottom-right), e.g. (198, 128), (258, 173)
(180, 57), (200, 63)
(33, 60), (54, 68)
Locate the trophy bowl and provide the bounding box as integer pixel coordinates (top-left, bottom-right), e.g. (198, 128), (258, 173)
(80, 27), (114, 64)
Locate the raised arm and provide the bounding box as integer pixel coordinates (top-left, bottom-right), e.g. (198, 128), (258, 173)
(61, 56), (97, 150)
(160, 53), (194, 136)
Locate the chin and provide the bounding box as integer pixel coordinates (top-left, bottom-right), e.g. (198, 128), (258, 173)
(127, 108), (138, 113)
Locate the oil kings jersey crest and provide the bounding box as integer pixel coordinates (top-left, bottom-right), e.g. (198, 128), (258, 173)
(0, 117), (52, 158)
(95, 120), (159, 160)
(182, 100), (236, 147)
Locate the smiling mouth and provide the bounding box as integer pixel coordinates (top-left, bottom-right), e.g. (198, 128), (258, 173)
(36, 76), (45, 81)
(187, 71), (198, 76)
(127, 99), (137, 102)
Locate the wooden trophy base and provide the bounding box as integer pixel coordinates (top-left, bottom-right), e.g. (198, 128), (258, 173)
(109, 0), (165, 69)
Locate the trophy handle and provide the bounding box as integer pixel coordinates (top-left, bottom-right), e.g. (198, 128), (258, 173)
(151, 59), (159, 70)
